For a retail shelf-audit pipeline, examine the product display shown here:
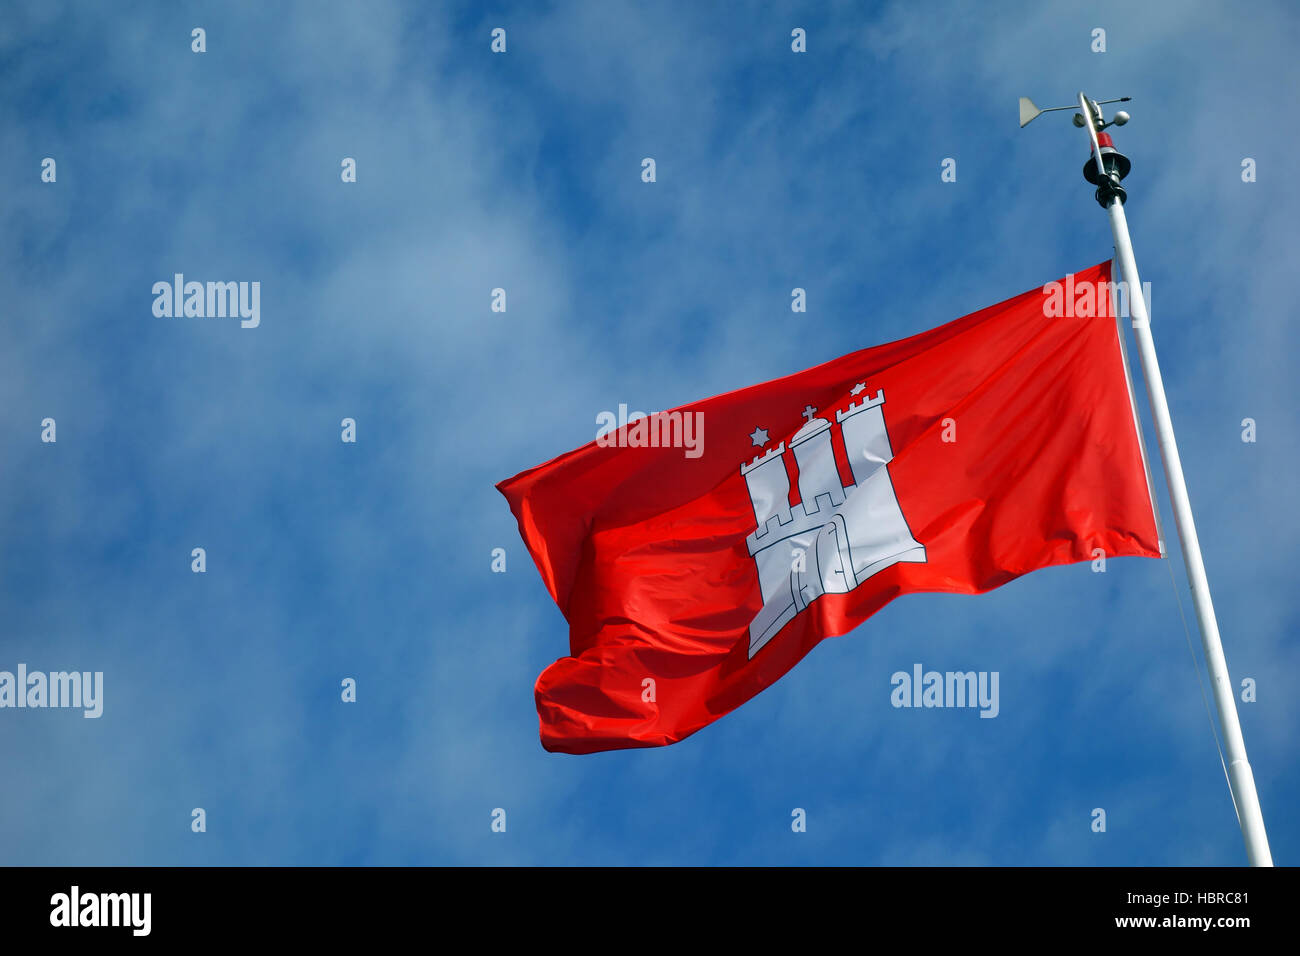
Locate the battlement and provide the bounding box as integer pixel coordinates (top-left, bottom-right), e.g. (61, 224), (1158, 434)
(747, 509), (796, 549)
(740, 440), (787, 475)
(747, 485), (850, 553)
(746, 500), (839, 554)
(836, 388), (885, 422)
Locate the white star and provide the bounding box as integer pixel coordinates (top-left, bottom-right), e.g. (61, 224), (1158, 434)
(749, 426), (769, 447)
(850, 382), (866, 396)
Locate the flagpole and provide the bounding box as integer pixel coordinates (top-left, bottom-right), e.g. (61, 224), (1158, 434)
(1074, 91), (1273, 866)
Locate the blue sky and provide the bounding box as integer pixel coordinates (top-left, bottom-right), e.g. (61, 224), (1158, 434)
(1, 0), (1295, 865)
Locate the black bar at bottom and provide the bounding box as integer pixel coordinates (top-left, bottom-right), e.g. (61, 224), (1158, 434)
(0, 865), (1289, 942)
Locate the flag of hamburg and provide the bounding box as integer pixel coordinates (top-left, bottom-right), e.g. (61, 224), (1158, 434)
(498, 261), (1161, 754)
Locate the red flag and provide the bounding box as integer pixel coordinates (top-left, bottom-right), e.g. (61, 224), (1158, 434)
(498, 261), (1161, 754)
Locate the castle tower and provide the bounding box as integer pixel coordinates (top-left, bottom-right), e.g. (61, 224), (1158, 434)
(739, 442), (791, 536)
(836, 389), (894, 485)
(834, 389), (925, 581)
(789, 415), (845, 514)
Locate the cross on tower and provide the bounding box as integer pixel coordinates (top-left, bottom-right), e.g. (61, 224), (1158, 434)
(802, 404), (817, 422)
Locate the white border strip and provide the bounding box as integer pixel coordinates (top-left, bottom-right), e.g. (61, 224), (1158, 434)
(1109, 258), (1166, 556)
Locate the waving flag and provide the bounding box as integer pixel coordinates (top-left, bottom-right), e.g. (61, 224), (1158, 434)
(499, 261), (1161, 754)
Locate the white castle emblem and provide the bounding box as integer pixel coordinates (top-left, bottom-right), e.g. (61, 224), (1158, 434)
(741, 387), (926, 657)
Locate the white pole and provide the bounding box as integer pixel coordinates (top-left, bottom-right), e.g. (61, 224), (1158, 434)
(1079, 92), (1274, 866)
